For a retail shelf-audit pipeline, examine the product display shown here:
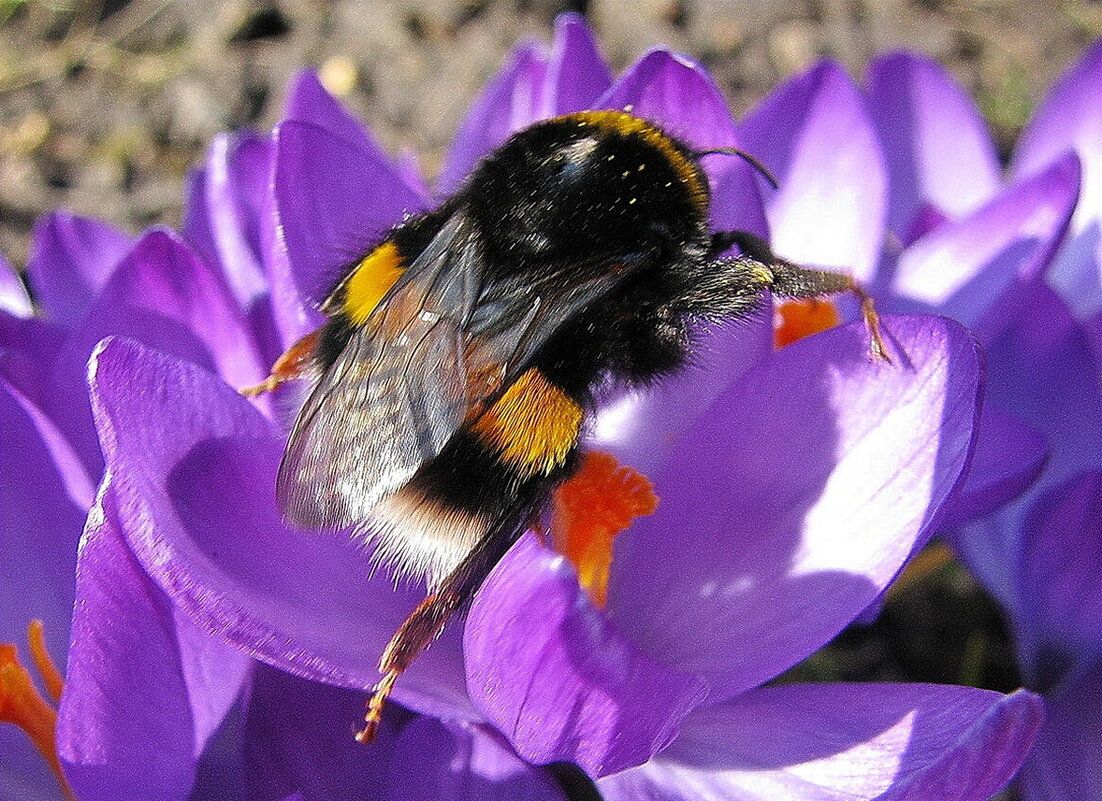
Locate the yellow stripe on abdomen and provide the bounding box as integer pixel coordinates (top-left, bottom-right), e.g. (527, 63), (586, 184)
(344, 241), (405, 325)
(472, 369), (584, 477)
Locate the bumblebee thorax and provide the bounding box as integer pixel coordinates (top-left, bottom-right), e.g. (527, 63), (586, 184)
(463, 111), (711, 263)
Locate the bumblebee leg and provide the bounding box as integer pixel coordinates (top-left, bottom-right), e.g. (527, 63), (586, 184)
(239, 329), (321, 396)
(355, 589), (463, 744)
(719, 231), (890, 362)
(355, 514), (526, 744)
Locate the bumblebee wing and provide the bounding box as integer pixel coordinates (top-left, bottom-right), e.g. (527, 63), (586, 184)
(277, 215), (481, 529)
(463, 256), (645, 406)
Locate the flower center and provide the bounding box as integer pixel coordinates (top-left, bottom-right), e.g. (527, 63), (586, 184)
(1, 620), (73, 801)
(774, 298), (840, 348)
(551, 451), (658, 608)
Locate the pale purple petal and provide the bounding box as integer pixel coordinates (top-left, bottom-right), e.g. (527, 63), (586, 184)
(606, 315), (980, 700)
(739, 62), (888, 281)
(543, 12), (612, 116)
(979, 280), (1102, 491)
(0, 252), (31, 317)
(182, 131), (273, 309)
(600, 683), (1042, 801)
(589, 316), (772, 475)
(386, 719), (567, 801)
(437, 43), (548, 195)
(936, 403), (1047, 529)
(952, 280), (1102, 622)
(43, 228), (266, 477)
(466, 535), (707, 777)
(1012, 41), (1102, 316)
(1019, 662), (1102, 801)
(891, 154), (1080, 328)
(271, 119), (430, 304)
(25, 211), (133, 328)
(0, 729), (58, 801)
(86, 337), (473, 721)
(57, 485), (250, 801)
(867, 53), (1000, 240)
(1018, 472), (1102, 670)
(0, 377), (90, 659)
(598, 49), (769, 238)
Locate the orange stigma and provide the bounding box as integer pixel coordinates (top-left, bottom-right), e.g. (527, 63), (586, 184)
(1, 620), (73, 800)
(774, 298), (840, 348)
(551, 451), (658, 607)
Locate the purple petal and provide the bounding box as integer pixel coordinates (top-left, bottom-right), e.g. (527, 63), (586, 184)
(937, 403), (1047, 529)
(598, 49), (769, 238)
(182, 131), (273, 309)
(86, 337), (474, 720)
(57, 485), (250, 801)
(386, 718), (567, 800)
(0, 377), (91, 659)
(600, 683), (1043, 801)
(243, 671), (561, 799)
(465, 536), (707, 777)
(283, 69), (376, 147)
(980, 280), (1102, 490)
(0, 312), (66, 412)
(866, 53), (1000, 240)
(1018, 472), (1102, 669)
(0, 252), (31, 317)
(606, 315), (980, 700)
(437, 43), (548, 195)
(739, 62), (888, 281)
(241, 664), (394, 800)
(891, 154), (1080, 328)
(1012, 41), (1102, 316)
(1019, 662), (1102, 801)
(600, 50), (737, 150)
(43, 228), (266, 477)
(272, 119), (430, 304)
(283, 70), (432, 202)
(544, 13), (612, 116)
(589, 317), (773, 475)
(258, 165), (323, 351)
(25, 211), (133, 328)
(952, 280), (1102, 625)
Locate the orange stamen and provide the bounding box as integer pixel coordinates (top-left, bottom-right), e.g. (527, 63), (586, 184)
(1, 621), (73, 801)
(774, 298), (840, 349)
(551, 451), (658, 607)
(27, 620), (64, 705)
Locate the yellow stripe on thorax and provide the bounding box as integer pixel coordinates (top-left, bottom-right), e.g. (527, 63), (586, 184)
(472, 369), (584, 477)
(343, 241), (405, 325)
(563, 110), (708, 213)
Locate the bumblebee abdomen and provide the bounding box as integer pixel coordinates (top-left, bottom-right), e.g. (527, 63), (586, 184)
(365, 365), (585, 584)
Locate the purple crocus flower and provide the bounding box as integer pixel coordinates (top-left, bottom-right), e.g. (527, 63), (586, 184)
(3, 14), (1047, 801)
(1, 73), (553, 801)
(755, 42), (1102, 801)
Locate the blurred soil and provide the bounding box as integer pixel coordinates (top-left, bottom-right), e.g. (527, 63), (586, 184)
(2, 0), (1101, 267)
(0, 0), (1091, 696)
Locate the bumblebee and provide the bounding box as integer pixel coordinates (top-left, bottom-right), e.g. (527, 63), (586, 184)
(245, 110), (886, 741)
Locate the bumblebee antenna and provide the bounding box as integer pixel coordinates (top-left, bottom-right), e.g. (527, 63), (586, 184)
(694, 147), (779, 190)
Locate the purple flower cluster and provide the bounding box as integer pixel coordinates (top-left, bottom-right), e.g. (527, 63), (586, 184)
(2, 13), (1099, 801)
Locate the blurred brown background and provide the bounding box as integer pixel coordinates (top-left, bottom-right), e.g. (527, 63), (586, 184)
(1, 0), (1100, 266)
